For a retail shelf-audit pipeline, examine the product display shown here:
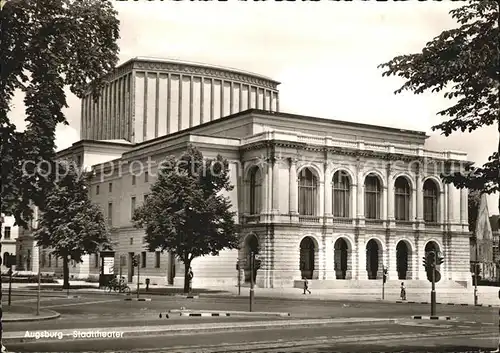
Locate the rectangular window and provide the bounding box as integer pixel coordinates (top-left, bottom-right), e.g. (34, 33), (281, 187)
(131, 196), (136, 218)
(144, 194), (149, 202)
(109, 182), (113, 193)
(48, 254), (52, 267)
(144, 171), (149, 183)
(94, 253), (99, 268)
(108, 202), (113, 227)
(132, 175), (136, 185)
(41, 251), (46, 267)
(96, 185), (100, 195)
(141, 251), (146, 268)
(155, 251), (160, 268)
(4, 226), (11, 240)
(55, 257), (58, 268)
(77, 155), (82, 167)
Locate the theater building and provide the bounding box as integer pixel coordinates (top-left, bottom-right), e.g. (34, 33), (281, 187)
(34, 57), (472, 289)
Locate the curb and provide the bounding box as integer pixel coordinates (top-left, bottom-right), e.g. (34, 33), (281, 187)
(395, 301), (491, 307)
(412, 315), (451, 320)
(9, 292), (81, 299)
(3, 309), (61, 322)
(124, 297), (152, 301)
(163, 309), (291, 318)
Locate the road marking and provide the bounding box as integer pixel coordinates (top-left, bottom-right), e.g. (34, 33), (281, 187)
(43, 299), (121, 309)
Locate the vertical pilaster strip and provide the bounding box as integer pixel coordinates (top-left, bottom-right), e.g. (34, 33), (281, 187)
(267, 157), (273, 215)
(272, 155), (280, 213)
(261, 161), (268, 216)
(178, 75), (182, 131)
(220, 80), (224, 118)
(289, 158), (298, 214)
(229, 81), (234, 115)
(167, 73), (171, 134)
(239, 83), (243, 111)
(247, 85), (251, 109)
(387, 164), (394, 221)
(210, 78), (214, 121)
(155, 73), (160, 137)
(200, 77), (204, 124)
(276, 92), (280, 112)
(80, 95), (85, 139)
(263, 89), (267, 110)
(189, 75), (194, 128)
(324, 162), (332, 217)
(357, 163), (364, 219)
(416, 167), (423, 222)
(143, 73), (148, 141)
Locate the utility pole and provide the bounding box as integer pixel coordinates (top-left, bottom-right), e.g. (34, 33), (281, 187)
(136, 255), (140, 300)
(473, 235), (479, 306)
(249, 252), (254, 312)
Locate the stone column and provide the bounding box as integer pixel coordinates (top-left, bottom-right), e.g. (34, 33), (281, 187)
(382, 186), (388, 221)
(356, 166), (365, 219)
(351, 184), (357, 220)
(416, 170), (423, 223)
(289, 158), (298, 215)
(272, 156), (280, 214)
(444, 184), (449, 225)
(260, 162), (268, 215)
(440, 190), (446, 226)
(324, 162), (333, 219)
(387, 164), (395, 223)
(267, 158), (273, 215)
(460, 187), (468, 226)
(318, 180), (325, 217)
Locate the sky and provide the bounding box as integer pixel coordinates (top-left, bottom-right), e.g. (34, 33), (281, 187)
(9, 0), (497, 214)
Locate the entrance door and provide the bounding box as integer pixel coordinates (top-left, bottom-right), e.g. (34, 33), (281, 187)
(366, 240), (379, 280)
(128, 252), (134, 283)
(396, 241), (409, 280)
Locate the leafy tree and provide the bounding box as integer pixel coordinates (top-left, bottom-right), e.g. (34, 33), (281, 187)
(34, 163), (111, 289)
(133, 145), (239, 293)
(468, 190), (482, 233)
(0, 0), (120, 228)
(379, 0), (500, 215)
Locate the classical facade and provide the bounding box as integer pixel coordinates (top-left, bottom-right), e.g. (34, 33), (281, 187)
(33, 58), (472, 289)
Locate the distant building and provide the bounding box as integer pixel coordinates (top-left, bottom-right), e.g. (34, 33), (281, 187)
(1, 215), (19, 272)
(23, 58), (472, 288)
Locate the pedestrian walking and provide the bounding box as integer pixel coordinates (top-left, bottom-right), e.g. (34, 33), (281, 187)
(188, 267), (194, 293)
(400, 281), (406, 301)
(303, 277), (311, 295)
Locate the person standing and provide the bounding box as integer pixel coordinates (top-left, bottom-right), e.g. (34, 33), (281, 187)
(400, 282), (406, 301)
(188, 267), (194, 293)
(303, 277), (311, 295)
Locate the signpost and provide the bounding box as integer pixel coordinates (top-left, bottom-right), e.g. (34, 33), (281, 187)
(423, 250), (444, 317)
(382, 267), (387, 300)
(133, 255), (140, 300)
(249, 252), (254, 312)
(6, 255), (15, 307)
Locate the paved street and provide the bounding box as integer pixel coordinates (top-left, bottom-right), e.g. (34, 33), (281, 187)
(1, 290), (498, 352)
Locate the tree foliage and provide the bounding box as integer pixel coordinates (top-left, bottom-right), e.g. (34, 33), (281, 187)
(468, 190), (482, 233)
(379, 0), (500, 214)
(0, 0), (120, 228)
(34, 162), (111, 288)
(133, 145), (239, 292)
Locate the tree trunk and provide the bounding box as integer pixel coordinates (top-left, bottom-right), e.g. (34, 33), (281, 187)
(183, 257), (192, 294)
(62, 256), (70, 290)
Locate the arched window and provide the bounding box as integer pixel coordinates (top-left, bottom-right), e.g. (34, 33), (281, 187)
(394, 177), (411, 221)
(298, 168), (318, 216)
(3, 252), (8, 266)
(423, 179), (438, 222)
(365, 175), (381, 219)
(333, 171), (350, 218)
(249, 167), (262, 215)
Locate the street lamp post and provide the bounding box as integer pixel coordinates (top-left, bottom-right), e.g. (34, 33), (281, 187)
(36, 247), (41, 316)
(473, 236), (479, 306)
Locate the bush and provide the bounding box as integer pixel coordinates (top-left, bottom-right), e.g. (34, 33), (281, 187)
(0, 276), (57, 283)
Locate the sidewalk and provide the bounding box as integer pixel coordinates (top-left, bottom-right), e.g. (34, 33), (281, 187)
(2, 305), (60, 322)
(10, 281), (500, 307)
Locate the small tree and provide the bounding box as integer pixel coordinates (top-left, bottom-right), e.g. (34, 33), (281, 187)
(133, 145), (239, 293)
(34, 163), (111, 289)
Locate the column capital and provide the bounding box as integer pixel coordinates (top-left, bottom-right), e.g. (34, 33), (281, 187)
(289, 157), (298, 165)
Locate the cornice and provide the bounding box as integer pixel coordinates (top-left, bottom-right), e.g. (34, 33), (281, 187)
(132, 61), (279, 90)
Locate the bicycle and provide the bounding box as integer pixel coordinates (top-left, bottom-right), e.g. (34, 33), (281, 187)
(107, 278), (131, 294)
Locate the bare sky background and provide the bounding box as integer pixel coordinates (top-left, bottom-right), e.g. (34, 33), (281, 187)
(8, 1), (497, 214)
